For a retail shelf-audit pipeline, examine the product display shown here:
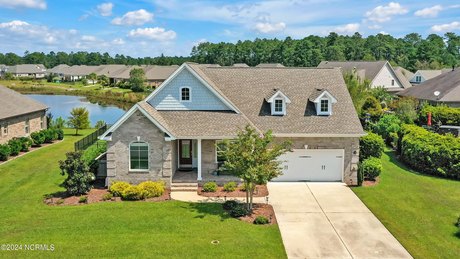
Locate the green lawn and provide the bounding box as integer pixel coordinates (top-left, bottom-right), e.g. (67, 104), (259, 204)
(353, 151), (460, 259)
(0, 129), (286, 258)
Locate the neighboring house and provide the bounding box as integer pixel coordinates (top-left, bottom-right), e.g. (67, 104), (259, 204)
(409, 69), (451, 84)
(0, 64), (7, 77)
(143, 65), (179, 87)
(399, 68), (460, 107)
(317, 61), (411, 92)
(94, 64), (127, 78)
(5, 64), (47, 78)
(256, 63), (285, 68)
(99, 63), (364, 187)
(0, 85), (48, 144)
(46, 64), (70, 80)
(61, 65), (101, 81)
(108, 65), (142, 85)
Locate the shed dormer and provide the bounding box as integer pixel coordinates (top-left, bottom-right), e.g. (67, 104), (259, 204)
(310, 89), (337, 116)
(266, 90), (291, 116)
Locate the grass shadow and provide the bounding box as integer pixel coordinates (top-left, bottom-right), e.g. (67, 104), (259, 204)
(184, 202), (232, 222)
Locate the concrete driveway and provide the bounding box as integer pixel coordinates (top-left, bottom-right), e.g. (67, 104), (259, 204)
(268, 183), (412, 259)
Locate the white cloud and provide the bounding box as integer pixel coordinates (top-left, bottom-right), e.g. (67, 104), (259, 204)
(111, 9), (153, 26)
(334, 23), (360, 34)
(431, 21), (460, 32)
(365, 2), (408, 23)
(0, 20), (73, 45)
(254, 22), (286, 34)
(112, 38), (125, 45)
(0, 0), (46, 10)
(368, 24), (382, 30)
(81, 35), (97, 42)
(128, 27), (177, 41)
(379, 31), (389, 35)
(414, 5), (443, 18)
(97, 2), (113, 17)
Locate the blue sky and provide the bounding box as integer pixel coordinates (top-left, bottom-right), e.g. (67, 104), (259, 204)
(0, 0), (459, 57)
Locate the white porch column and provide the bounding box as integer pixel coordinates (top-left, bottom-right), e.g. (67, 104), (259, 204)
(197, 139), (202, 181)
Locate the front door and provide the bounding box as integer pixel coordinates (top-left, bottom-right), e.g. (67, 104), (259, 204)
(179, 139), (193, 167)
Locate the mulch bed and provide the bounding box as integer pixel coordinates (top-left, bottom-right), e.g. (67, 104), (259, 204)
(44, 188), (171, 206)
(362, 177), (380, 187)
(198, 185), (268, 197)
(238, 204), (277, 225)
(0, 141), (61, 165)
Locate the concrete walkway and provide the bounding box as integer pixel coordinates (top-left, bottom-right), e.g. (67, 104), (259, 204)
(268, 182), (412, 259)
(171, 191), (267, 203)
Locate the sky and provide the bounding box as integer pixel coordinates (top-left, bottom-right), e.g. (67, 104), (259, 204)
(0, 0), (459, 57)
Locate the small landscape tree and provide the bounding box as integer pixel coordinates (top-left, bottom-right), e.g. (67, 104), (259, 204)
(59, 151), (93, 196)
(129, 68), (145, 92)
(221, 125), (291, 211)
(67, 107), (90, 135)
(87, 72), (97, 85)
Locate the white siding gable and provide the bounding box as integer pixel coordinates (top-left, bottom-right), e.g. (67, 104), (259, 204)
(371, 63), (403, 89)
(148, 68), (230, 111)
(410, 71), (425, 84)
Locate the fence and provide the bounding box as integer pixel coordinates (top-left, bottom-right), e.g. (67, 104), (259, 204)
(74, 124), (108, 151)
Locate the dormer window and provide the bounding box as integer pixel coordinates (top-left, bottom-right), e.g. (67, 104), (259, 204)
(267, 90), (291, 116)
(180, 87), (191, 101)
(320, 99), (329, 113)
(274, 99), (283, 113)
(310, 89), (337, 116)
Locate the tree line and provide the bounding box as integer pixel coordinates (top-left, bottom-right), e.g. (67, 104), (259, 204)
(0, 51), (190, 68)
(1, 32), (459, 72)
(190, 32), (460, 72)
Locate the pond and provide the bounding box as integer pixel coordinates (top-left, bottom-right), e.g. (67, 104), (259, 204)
(27, 94), (129, 126)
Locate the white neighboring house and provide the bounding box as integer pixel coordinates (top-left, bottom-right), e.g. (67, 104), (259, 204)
(409, 69), (451, 84)
(4, 64), (47, 78)
(317, 61), (412, 92)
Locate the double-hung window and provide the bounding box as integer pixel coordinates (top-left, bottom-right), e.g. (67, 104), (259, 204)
(320, 99), (329, 113)
(181, 87), (190, 101)
(130, 142), (149, 171)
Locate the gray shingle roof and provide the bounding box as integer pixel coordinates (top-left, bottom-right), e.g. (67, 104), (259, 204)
(317, 61), (387, 81)
(94, 65), (127, 76)
(0, 85), (48, 120)
(187, 64), (364, 135)
(399, 69), (460, 102)
(256, 63), (285, 68)
(62, 65), (101, 76)
(144, 65), (179, 81)
(7, 64), (46, 74)
(46, 64), (70, 74)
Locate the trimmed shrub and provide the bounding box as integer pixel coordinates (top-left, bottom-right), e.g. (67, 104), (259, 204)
(109, 181), (131, 197)
(79, 196), (88, 203)
(373, 114), (401, 146)
(18, 137), (33, 152)
(419, 104), (460, 126)
(43, 129), (58, 143)
(357, 166), (364, 186)
(202, 182), (218, 192)
(223, 182), (237, 192)
(0, 144), (11, 161)
(400, 124), (460, 179)
(229, 204), (249, 217)
(222, 200), (239, 210)
(138, 181), (165, 198)
(253, 216), (269, 225)
(361, 96), (383, 121)
(59, 151), (93, 196)
(102, 193), (113, 201)
(359, 132), (385, 161)
(7, 138), (22, 156)
(121, 185), (144, 200)
(56, 129), (64, 140)
(31, 131), (45, 147)
(358, 157), (382, 180)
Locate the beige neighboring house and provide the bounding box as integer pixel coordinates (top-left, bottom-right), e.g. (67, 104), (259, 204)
(318, 60), (411, 92)
(399, 68), (460, 107)
(61, 65), (101, 81)
(93, 64), (127, 78)
(0, 85), (48, 144)
(5, 64), (47, 79)
(109, 65), (178, 87)
(99, 63), (365, 187)
(409, 69), (452, 84)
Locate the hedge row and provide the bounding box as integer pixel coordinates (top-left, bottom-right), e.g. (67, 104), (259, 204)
(0, 128), (63, 162)
(400, 124), (460, 179)
(419, 105), (460, 126)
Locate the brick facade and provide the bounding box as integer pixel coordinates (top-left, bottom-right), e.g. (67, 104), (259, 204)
(0, 111), (46, 144)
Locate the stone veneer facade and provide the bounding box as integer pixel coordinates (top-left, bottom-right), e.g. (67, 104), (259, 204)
(106, 110), (360, 186)
(0, 111), (46, 144)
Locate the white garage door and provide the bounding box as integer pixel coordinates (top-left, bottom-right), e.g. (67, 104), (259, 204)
(273, 149), (344, 182)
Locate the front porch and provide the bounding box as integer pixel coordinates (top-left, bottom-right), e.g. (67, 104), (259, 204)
(172, 169), (241, 184)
